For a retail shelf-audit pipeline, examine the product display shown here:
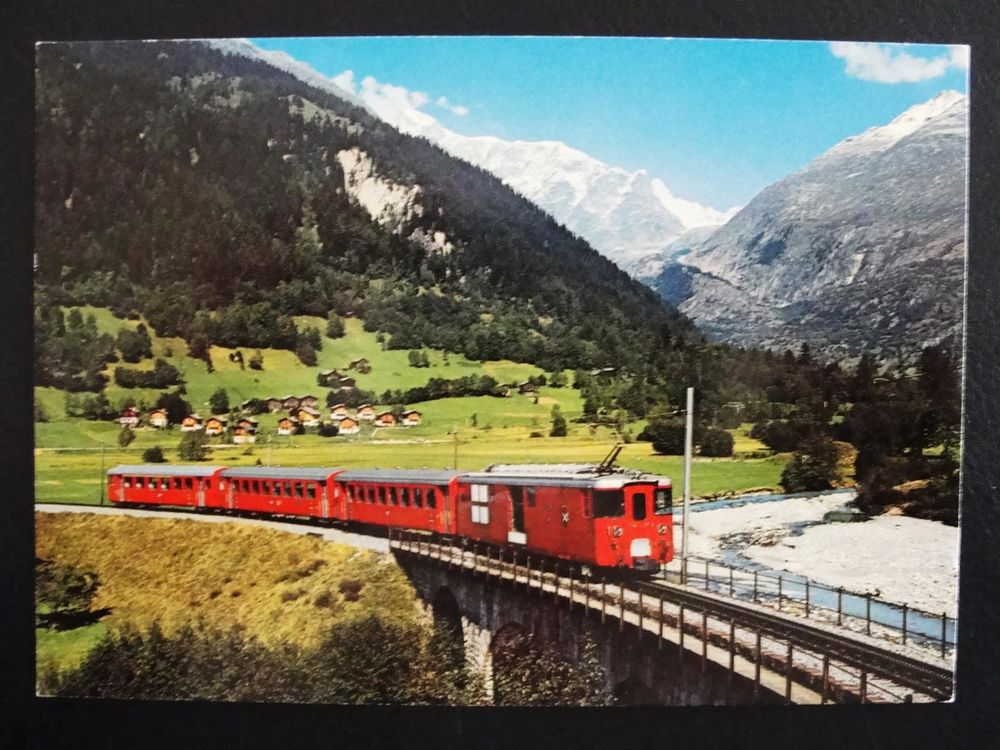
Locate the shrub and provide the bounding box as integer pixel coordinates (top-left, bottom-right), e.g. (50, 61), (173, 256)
(142, 446), (166, 463)
(642, 417), (686, 455)
(549, 406), (567, 437)
(178, 430), (211, 461)
(296, 342), (317, 367)
(780, 436), (839, 492)
(699, 428), (734, 457)
(117, 426), (136, 448)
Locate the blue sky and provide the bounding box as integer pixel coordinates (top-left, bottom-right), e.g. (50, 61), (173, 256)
(251, 37), (968, 210)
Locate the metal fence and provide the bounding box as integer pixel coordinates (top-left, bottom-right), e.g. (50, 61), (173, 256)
(668, 555), (955, 657)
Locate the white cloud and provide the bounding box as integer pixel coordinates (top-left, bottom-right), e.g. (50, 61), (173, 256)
(332, 69), (356, 94)
(435, 95), (470, 116)
(830, 42), (969, 83)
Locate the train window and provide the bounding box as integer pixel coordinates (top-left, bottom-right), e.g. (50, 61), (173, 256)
(295, 483), (304, 499)
(307, 484), (316, 500)
(413, 488), (423, 508)
(123, 477), (132, 488)
(470, 484), (490, 524)
(264, 482), (272, 496)
(526, 487), (536, 507)
(136, 477), (145, 488)
(400, 488), (410, 507)
(366, 485), (375, 503)
(592, 490), (625, 518)
(162, 478), (171, 490)
(388, 487), (398, 506)
(654, 489), (672, 515)
(378, 486), (387, 504)
(284, 481), (293, 497)
(185, 478), (193, 490)
(428, 488), (438, 510)
(632, 492), (648, 521)
(173, 478), (182, 490)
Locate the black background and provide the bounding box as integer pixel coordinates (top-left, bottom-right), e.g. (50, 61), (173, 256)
(3, 1), (998, 748)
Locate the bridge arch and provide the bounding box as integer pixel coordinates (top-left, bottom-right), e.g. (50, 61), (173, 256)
(430, 586), (465, 669)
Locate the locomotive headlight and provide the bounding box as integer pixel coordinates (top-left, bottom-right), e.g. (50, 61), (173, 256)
(657, 524), (667, 534)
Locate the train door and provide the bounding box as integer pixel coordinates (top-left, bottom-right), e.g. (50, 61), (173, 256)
(508, 485), (526, 545)
(117, 476), (125, 503)
(227, 480), (235, 510)
(197, 479), (206, 508)
(321, 484), (330, 519)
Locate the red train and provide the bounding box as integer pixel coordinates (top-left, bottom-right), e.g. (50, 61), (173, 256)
(107, 461), (674, 571)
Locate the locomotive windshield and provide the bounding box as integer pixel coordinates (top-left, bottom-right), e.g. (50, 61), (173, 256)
(592, 490), (625, 518)
(654, 488), (672, 515)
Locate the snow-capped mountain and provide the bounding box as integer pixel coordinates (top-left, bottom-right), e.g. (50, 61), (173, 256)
(323, 63), (737, 275)
(653, 90), (968, 358)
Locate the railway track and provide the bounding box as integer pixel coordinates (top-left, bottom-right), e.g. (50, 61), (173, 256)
(629, 577), (953, 701)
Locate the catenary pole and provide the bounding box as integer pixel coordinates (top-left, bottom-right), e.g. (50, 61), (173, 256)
(682, 387), (694, 584)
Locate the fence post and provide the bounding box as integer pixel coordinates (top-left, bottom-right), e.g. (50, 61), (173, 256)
(902, 604), (908, 646)
(619, 582), (625, 632)
(805, 579), (811, 617)
(860, 671), (867, 704)
(638, 589), (644, 635)
(941, 612), (948, 657)
(728, 620), (735, 687)
(679, 605), (685, 655)
(701, 611), (708, 672)
(785, 642), (793, 704)
(866, 593), (872, 636)
(569, 565), (574, 609)
(754, 630), (761, 700)
(705, 559), (710, 591)
(753, 570), (758, 603)
(729, 564), (734, 598)
(778, 575), (783, 610)
(659, 597), (665, 648)
(821, 655), (830, 705)
(837, 587), (843, 626)
(601, 577), (607, 624)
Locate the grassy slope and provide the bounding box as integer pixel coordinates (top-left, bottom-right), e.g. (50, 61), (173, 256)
(40, 308), (544, 418)
(35, 513), (423, 671)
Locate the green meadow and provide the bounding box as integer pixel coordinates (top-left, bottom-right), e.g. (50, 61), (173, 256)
(34, 307), (790, 505)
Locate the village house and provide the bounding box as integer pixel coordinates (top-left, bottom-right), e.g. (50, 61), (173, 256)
(180, 414), (203, 432)
(348, 357), (371, 374)
(204, 415), (228, 436)
(298, 395), (320, 409)
(337, 416), (360, 435)
(517, 381), (539, 395)
(333, 375), (357, 389)
(118, 407), (140, 427)
(281, 395), (301, 411)
(233, 418), (258, 444)
(329, 403), (350, 420)
(374, 411), (397, 428)
(147, 408), (168, 428)
(401, 409), (422, 427)
(265, 398), (283, 413)
(277, 415), (300, 435)
(356, 404), (376, 421)
(296, 405), (322, 428)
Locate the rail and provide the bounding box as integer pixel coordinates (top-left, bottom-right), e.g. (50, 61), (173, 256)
(671, 555), (955, 658)
(388, 530), (954, 704)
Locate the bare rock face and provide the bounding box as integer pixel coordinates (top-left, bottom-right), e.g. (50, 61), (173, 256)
(654, 91), (968, 359)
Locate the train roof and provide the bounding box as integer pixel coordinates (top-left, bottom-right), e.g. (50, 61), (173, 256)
(461, 463), (671, 489)
(221, 467), (341, 481)
(337, 468), (460, 484)
(108, 464), (226, 477)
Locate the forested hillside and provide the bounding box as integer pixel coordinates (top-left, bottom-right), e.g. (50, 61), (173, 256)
(35, 40), (693, 376)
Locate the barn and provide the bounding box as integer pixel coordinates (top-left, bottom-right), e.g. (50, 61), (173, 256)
(337, 416), (360, 435)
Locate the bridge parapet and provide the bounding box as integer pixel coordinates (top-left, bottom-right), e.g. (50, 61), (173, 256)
(389, 530), (953, 705)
